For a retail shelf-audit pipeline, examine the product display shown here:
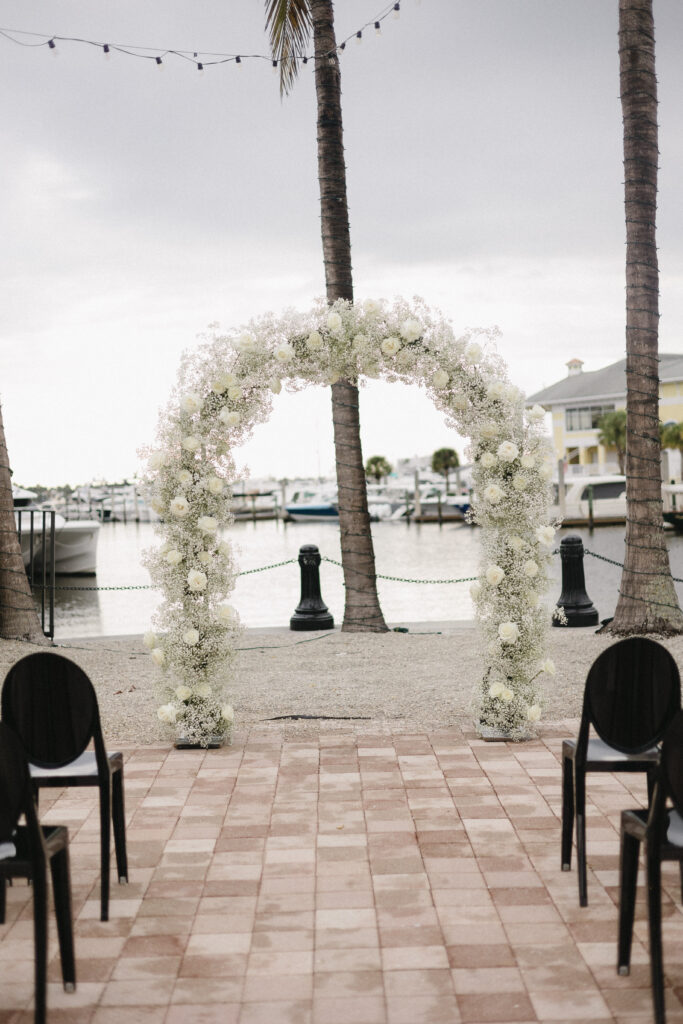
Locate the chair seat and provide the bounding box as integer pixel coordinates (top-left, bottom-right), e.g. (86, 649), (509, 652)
(565, 737), (660, 764)
(667, 809), (683, 847)
(29, 750), (122, 779)
(0, 841), (16, 860)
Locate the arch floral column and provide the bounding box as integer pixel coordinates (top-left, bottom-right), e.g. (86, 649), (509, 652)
(142, 298), (556, 746)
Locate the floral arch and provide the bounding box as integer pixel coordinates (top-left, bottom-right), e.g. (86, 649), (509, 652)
(141, 297), (556, 746)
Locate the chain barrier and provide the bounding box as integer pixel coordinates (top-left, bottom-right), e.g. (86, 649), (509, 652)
(320, 555), (477, 585)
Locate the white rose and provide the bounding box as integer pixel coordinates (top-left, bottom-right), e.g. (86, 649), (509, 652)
(469, 581), (481, 602)
(480, 422), (498, 440)
(207, 476), (224, 495)
(187, 569), (208, 592)
(521, 454), (536, 469)
(198, 551), (212, 565)
(269, 378), (282, 394)
(169, 495), (190, 517)
(327, 311), (342, 332)
(464, 342), (482, 364)
(487, 380), (506, 400)
(219, 409), (241, 427)
(182, 629), (200, 647)
(143, 631), (157, 650)
(527, 704), (542, 722)
(512, 474), (529, 492)
(528, 404), (546, 421)
(148, 451), (166, 471)
(157, 702), (177, 723)
(218, 540), (232, 557)
(480, 452), (496, 469)
(523, 559), (539, 578)
(508, 535), (525, 552)
(352, 333), (367, 351)
(535, 525), (555, 547)
(500, 687), (514, 702)
(485, 565), (505, 586)
(196, 683), (212, 698)
(227, 385), (243, 402)
(497, 441), (519, 463)
(216, 603), (237, 625)
(197, 516), (218, 535)
(381, 336), (401, 357)
(164, 549), (183, 566)
(275, 343), (294, 363)
(181, 392), (203, 415)
(489, 681), (505, 699)
(151, 647), (166, 666)
(175, 685), (192, 700)
(362, 299), (381, 316)
(539, 463), (554, 480)
(236, 332), (256, 352)
(150, 497), (165, 515)
(400, 318), (422, 343)
(483, 484), (504, 505)
(221, 704), (235, 723)
(307, 331), (323, 351)
(177, 469), (193, 486)
(505, 385), (520, 402)
(181, 435), (201, 452)
(498, 621), (519, 644)
(431, 369), (450, 390)
(542, 658), (556, 676)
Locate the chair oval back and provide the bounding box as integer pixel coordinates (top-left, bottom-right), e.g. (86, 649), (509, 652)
(662, 709), (683, 818)
(0, 721), (31, 842)
(1, 653), (99, 769)
(585, 637), (681, 754)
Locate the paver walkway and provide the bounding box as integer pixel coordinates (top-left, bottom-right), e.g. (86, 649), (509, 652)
(2, 721), (683, 1024)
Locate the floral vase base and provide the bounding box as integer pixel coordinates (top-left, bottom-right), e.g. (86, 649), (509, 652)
(174, 732), (230, 750)
(478, 723), (535, 743)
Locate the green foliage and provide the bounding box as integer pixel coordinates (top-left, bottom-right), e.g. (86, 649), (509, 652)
(264, 0), (313, 97)
(431, 447), (460, 491)
(597, 410), (627, 473)
(660, 421), (683, 452)
(365, 455), (392, 483)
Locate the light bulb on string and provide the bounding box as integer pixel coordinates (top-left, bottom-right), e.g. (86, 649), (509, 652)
(235, 55), (241, 66)
(197, 61), (204, 72)
(48, 38), (58, 55)
(355, 31), (362, 44)
(272, 58), (278, 73)
(374, 21), (381, 34)
(103, 44), (111, 60)
(393, 2), (401, 18)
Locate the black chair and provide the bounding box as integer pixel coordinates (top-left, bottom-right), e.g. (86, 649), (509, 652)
(1, 652), (128, 922)
(617, 709), (683, 1024)
(561, 637), (680, 906)
(0, 721), (76, 1024)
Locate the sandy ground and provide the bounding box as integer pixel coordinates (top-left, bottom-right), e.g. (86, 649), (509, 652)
(4, 621), (683, 745)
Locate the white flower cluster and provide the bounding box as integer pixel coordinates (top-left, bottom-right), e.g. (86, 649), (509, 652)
(142, 296), (555, 743)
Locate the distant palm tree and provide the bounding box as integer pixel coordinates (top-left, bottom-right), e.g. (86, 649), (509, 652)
(606, 0), (683, 634)
(265, 0), (387, 632)
(431, 447), (460, 494)
(365, 456), (393, 484)
(597, 410), (627, 474)
(0, 404), (47, 641)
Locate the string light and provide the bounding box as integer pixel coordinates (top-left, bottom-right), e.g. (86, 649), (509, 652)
(0, 2), (408, 73)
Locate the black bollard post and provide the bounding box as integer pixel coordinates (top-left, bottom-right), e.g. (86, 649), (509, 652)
(553, 535), (599, 627)
(290, 544), (334, 631)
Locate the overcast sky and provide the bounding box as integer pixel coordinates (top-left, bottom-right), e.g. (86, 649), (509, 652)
(1, 0), (682, 487)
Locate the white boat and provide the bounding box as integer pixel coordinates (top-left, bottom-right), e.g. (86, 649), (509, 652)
(387, 484), (472, 523)
(554, 474), (626, 526)
(285, 490), (339, 523)
(14, 489), (101, 575)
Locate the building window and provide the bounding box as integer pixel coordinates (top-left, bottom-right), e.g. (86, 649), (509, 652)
(565, 404), (615, 431)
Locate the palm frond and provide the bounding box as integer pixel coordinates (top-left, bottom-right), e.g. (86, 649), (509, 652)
(264, 0), (313, 96)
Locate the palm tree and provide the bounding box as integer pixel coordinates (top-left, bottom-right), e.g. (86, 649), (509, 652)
(265, 0), (387, 632)
(431, 447), (460, 494)
(365, 455), (392, 484)
(0, 403), (47, 641)
(606, 0), (683, 634)
(597, 409), (627, 474)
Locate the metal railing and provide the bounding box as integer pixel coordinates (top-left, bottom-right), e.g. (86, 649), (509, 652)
(16, 509), (56, 638)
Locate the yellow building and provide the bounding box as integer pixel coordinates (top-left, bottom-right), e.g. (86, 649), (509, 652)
(526, 354), (683, 473)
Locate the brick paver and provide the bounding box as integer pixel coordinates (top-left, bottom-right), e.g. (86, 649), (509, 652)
(2, 719), (683, 1022)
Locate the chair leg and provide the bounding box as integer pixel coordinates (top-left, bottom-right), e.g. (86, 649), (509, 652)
(99, 777), (112, 922)
(617, 828), (640, 975)
(646, 850), (666, 1024)
(561, 755), (574, 871)
(32, 866), (48, 1024)
(49, 847), (76, 991)
(0, 876), (5, 924)
(112, 767), (128, 884)
(575, 767), (588, 906)
(646, 766), (657, 808)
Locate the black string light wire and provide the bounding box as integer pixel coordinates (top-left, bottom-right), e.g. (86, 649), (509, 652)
(0, 2), (411, 73)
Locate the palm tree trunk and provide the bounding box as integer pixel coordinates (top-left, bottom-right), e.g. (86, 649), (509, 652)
(607, 0), (683, 634)
(311, 0), (387, 631)
(0, 404), (47, 642)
